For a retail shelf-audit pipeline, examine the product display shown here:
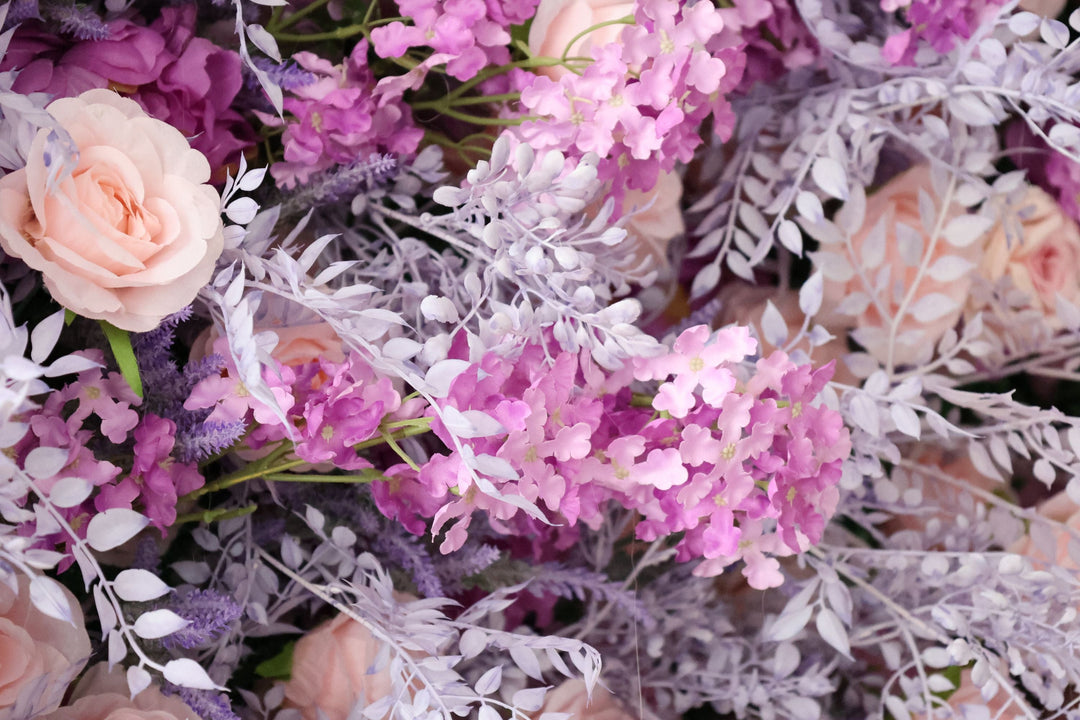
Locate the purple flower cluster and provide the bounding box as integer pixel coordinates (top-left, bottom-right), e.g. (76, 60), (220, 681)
(0, 4), (254, 171)
(513, 0), (745, 200)
(186, 346), (412, 471)
(391, 325), (850, 588)
(15, 352), (205, 551)
(370, 0), (540, 81)
(260, 40), (422, 188)
(880, 0), (1007, 64)
(719, 0), (819, 90)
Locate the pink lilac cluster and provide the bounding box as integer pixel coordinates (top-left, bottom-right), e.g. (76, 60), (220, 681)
(718, 0), (818, 90)
(880, 0), (1007, 64)
(513, 0), (745, 200)
(185, 339), (417, 471)
(369, 0), (540, 81)
(15, 352), (204, 552)
(259, 39), (423, 188)
(391, 325), (850, 589)
(0, 5), (254, 172)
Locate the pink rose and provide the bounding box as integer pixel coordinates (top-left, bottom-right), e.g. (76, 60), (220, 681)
(1009, 491), (1080, 567)
(820, 165), (987, 367)
(0, 573), (91, 719)
(535, 680), (633, 720)
(44, 664), (198, 720)
(978, 187), (1080, 328)
(282, 611), (410, 720)
(527, 0), (635, 79)
(0, 89), (224, 332)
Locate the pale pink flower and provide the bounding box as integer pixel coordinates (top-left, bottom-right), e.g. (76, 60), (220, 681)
(0, 574), (91, 719)
(0, 89), (224, 332)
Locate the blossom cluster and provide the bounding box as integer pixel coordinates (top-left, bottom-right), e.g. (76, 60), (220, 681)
(402, 326), (850, 588)
(514, 0), (746, 197)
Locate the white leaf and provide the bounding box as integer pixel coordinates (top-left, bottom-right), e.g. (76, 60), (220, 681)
(509, 646), (544, 681)
(948, 94), (998, 126)
(512, 687), (548, 712)
(942, 214), (994, 247)
(30, 311), (64, 364)
(1033, 458), (1056, 485)
(799, 272), (824, 316)
(48, 476), (93, 508)
(29, 575), (73, 624)
(928, 255), (974, 282)
(24, 446), (68, 479)
(1040, 18), (1070, 48)
(440, 407), (505, 439)
(884, 695), (911, 720)
(236, 167), (268, 192)
(419, 295), (460, 323)
(795, 191), (824, 223)
(765, 606), (813, 641)
(163, 658), (225, 690)
(127, 666), (152, 699)
(968, 441), (1002, 482)
(691, 262), (721, 299)
(811, 157), (849, 200)
(95, 584), (117, 634)
(113, 569), (171, 602)
(773, 643), (801, 678)
(475, 665), (502, 696)
(133, 609), (189, 639)
(86, 509), (150, 552)
(815, 608), (851, 658)
(225, 197), (260, 225)
(910, 294), (959, 323)
(1009, 11), (1040, 35)
(424, 359), (470, 398)
(849, 394), (880, 437)
(459, 628), (487, 659)
(778, 220), (803, 255)
(890, 404), (921, 439)
(246, 24), (282, 62)
(478, 705), (501, 720)
(761, 301), (788, 347)
(108, 628), (126, 667)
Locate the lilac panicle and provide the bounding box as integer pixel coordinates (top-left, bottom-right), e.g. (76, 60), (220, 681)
(4, 0), (41, 27)
(251, 57), (318, 90)
(163, 686), (239, 720)
(280, 154), (398, 216)
(162, 588), (243, 649)
(172, 418), (246, 464)
(43, 1), (109, 40)
(133, 310), (243, 462)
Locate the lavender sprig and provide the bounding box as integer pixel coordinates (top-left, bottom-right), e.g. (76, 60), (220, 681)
(162, 588), (243, 650)
(280, 154), (398, 217)
(42, 1), (109, 40)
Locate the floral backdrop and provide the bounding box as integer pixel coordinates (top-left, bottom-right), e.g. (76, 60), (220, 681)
(1, 0), (1080, 718)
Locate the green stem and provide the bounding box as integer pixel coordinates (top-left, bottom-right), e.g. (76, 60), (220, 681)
(381, 430), (420, 471)
(440, 57), (573, 104)
(268, 0), (332, 32)
(412, 92), (522, 111)
(559, 15), (635, 62)
(262, 469), (386, 483)
(433, 107), (533, 126)
(273, 25), (368, 42)
(176, 504), (257, 525)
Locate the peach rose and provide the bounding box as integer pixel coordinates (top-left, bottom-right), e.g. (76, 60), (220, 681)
(528, 0), (635, 79)
(820, 165), (987, 368)
(282, 612), (401, 720)
(0, 89), (224, 332)
(45, 664), (199, 720)
(621, 170), (685, 277)
(0, 573), (91, 719)
(535, 680), (633, 720)
(978, 187), (1080, 329)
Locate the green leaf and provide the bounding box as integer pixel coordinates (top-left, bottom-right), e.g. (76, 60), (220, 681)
(255, 641), (295, 680)
(64, 309), (76, 326)
(99, 321), (143, 398)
